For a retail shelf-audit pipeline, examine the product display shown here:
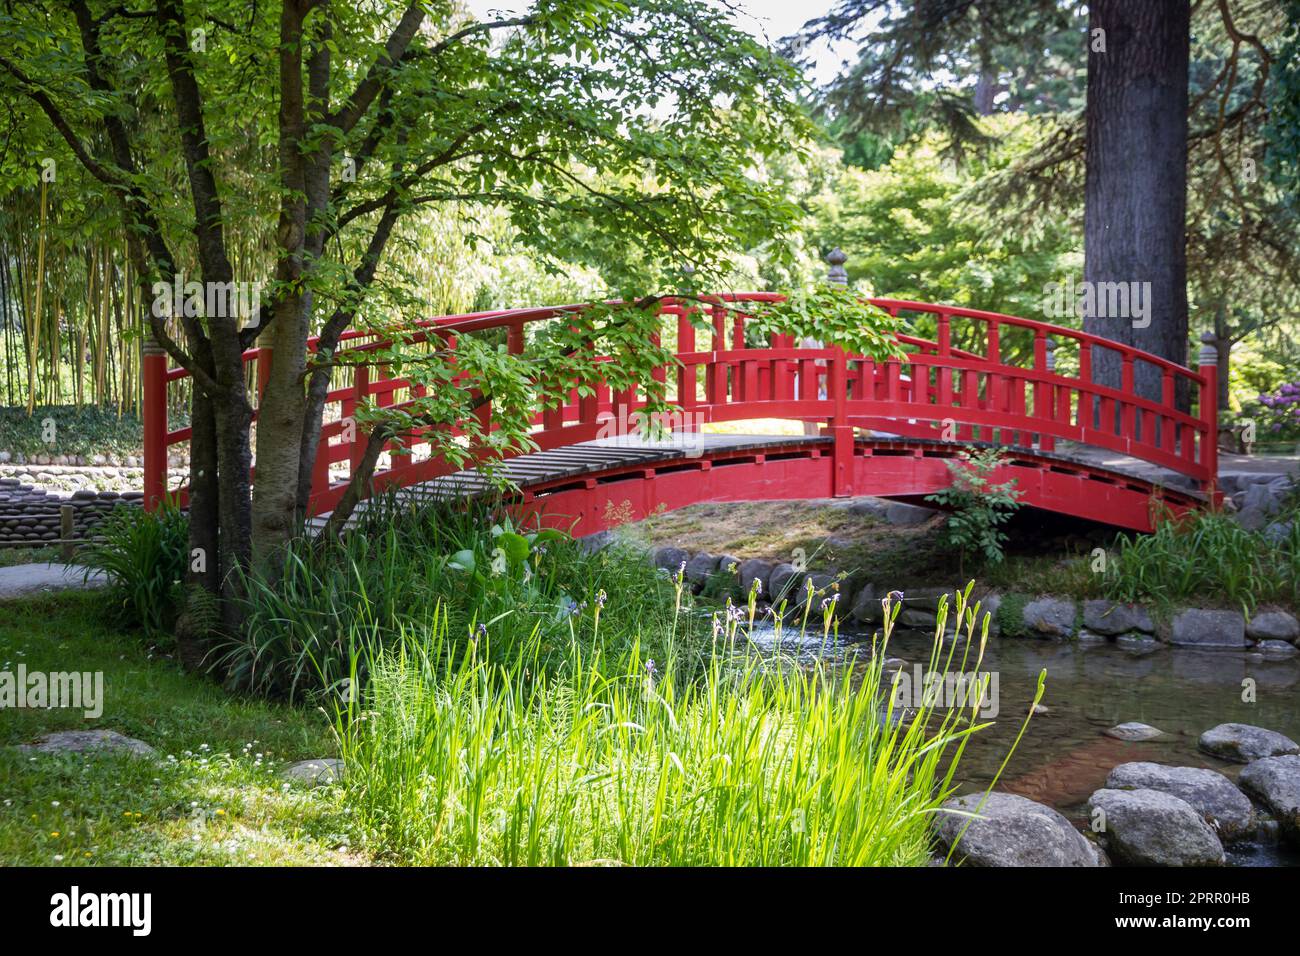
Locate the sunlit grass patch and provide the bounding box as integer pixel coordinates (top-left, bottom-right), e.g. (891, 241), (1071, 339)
(0, 593), (358, 866)
(331, 586), (1034, 866)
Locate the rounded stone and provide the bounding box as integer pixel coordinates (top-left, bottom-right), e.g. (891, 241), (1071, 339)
(1103, 721), (1167, 742)
(737, 558), (777, 597)
(1086, 788), (1225, 866)
(767, 563), (799, 603)
(1247, 611), (1300, 642)
(1198, 723), (1300, 763)
(16, 729), (156, 759)
(282, 758), (344, 787)
(1104, 762), (1254, 841)
(1238, 754), (1300, 846)
(933, 792), (1104, 867)
(1083, 600), (1154, 635)
(683, 552), (720, 586)
(1021, 597), (1076, 639)
(651, 546), (690, 575)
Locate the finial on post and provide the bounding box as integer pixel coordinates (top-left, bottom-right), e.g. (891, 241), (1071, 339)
(825, 247), (848, 287)
(1198, 331), (1218, 368)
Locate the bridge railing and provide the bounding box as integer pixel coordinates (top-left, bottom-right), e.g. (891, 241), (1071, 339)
(142, 293), (1217, 512)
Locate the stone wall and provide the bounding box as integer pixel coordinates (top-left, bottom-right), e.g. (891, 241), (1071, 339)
(0, 479), (143, 545)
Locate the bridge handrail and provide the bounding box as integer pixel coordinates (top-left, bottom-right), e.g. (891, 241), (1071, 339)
(141, 292), (1217, 512)
(871, 298), (1210, 384)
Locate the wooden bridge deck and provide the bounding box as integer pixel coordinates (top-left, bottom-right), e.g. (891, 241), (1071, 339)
(310, 431), (1287, 535)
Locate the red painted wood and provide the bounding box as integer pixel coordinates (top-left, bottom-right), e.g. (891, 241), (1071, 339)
(142, 292), (1217, 531)
(141, 346), (167, 509)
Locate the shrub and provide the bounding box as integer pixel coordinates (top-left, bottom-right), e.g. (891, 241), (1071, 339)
(926, 448), (1023, 573)
(79, 503), (189, 640)
(994, 592), (1030, 638)
(217, 495), (688, 700)
(1240, 381), (1300, 443)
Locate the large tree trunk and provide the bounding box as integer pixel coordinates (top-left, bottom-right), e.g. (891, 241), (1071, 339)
(176, 351), (220, 670)
(252, 294), (311, 567)
(1083, 0), (1190, 410)
(250, 1), (312, 570)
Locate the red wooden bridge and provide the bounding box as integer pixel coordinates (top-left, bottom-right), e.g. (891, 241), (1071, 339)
(141, 293), (1219, 534)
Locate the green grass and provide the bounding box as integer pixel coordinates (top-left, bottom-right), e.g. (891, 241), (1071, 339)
(1101, 507), (1300, 614)
(0, 545), (58, 568)
(0, 592), (360, 866)
(330, 586), (1034, 866)
(219, 496), (695, 700)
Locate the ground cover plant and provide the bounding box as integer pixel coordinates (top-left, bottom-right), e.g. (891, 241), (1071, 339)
(0, 593), (355, 866)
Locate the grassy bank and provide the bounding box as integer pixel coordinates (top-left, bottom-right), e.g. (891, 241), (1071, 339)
(634, 497), (1300, 615)
(330, 587), (1020, 866)
(0, 593), (358, 866)
(631, 498), (1106, 597)
(25, 498), (1029, 867)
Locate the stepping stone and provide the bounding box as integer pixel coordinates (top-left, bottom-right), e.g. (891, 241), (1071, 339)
(1105, 762), (1254, 841)
(1198, 723), (1300, 763)
(282, 758), (344, 787)
(16, 729), (156, 759)
(1238, 755), (1300, 847)
(1086, 788), (1225, 866)
(933, 792), (1104, 867)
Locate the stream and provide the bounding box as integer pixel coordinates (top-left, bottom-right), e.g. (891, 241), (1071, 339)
(745, 622), (1300, 866)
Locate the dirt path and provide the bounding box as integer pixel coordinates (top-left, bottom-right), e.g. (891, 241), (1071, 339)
(0, 563), (108, 600)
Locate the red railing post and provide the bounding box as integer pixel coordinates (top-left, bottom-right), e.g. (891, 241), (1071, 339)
(141, 335), (167, 511)
(350, 364), (370, 473)
(830, 347), (854, 497)
(257, 346), (273, 401)
(1198, 333), (1220, 500)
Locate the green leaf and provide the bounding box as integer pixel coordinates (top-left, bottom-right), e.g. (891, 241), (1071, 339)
(447, 549), (477, 573)
(497, 532), (531, 564)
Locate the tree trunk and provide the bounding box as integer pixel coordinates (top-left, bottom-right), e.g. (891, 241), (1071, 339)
(177, 379), (220, 670)
(1083, 0), (1190, 409)
(251, 294), (311, 567)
